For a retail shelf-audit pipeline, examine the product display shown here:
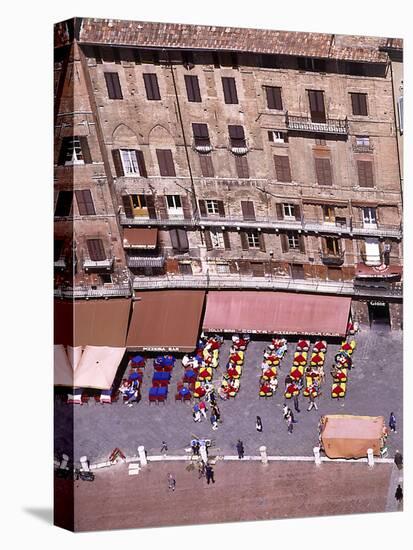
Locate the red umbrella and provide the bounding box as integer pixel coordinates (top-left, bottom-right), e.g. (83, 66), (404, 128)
(311, 354), (324, 365)
(297, 340), (310, 350)
(294, 353), (306, 363)
(313, 341), (327, 352)
(290, 369), (302, 380)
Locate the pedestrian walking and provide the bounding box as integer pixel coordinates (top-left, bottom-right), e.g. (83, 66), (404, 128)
(210, 413), (218, 430)
(167, 473), (176, 492)
(236, 439), (245, 459)
(256, 415), (263, 432)
(395, 484), (403, 503)
(191, 440), (200, 456)
(293, 394), (300, 413)
(389, 412), (397, 433)
(205, 464), (215, 484)
(193, 403), (201, 422)
(160, 441), (168, 453)
(287, 415), (294, 434)
(199, 400), (208, 419)
(307, 393), (318, 411)
(394, 450), (403, 470)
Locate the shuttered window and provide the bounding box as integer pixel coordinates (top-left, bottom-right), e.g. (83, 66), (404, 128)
(143, 73), (161, 100)
(192, 123), (210, 146)
(112, 149), (147, 177)
(235, 155), (249, 179)
(274, 155), (292, 182)
(241, 201), (256, 221)
(222, 77), (238, 104)
(185, 75), (201, 102)
(228, 125), (246, 147)
(265, 86), (283, 110)
(308, 90), (326, 122)
(58, 136), (92, 165)
(54, 191), (73, 217)
(156, 149), (176, 176)
(350, 93), (368, 116)
(87, 239), (106, 261)
(199, 155), (214, 177)
(315, 157), (333, 186)
(75, 190), (96, 215)
(357, 160), (374, 187)
(170, 229), (189, 252)
(104, 72), (123, 99)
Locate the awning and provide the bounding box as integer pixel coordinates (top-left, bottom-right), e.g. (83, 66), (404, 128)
(74, 346), (126, 390)
(54, 344), (75, 387)
(123, 228), (158, 249)
(203, 291), (351, 337)
(321, 415), (385, 458)
(54, 298), (131, 347)
(355, 263), (402, 279)
(126, 290), (205, 352)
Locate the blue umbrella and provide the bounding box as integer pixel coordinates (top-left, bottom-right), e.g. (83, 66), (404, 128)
(129, 372), (140, 381)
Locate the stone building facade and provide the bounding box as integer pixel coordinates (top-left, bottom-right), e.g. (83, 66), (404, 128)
(54, 18), (403, 329)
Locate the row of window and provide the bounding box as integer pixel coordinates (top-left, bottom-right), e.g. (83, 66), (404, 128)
(57, 135), (375, 186)
(102, 70), (370, 117)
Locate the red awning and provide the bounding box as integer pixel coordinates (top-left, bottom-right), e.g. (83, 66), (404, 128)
(355, 263), (402, 279)
(123, 228), (158, 249)
(126, 290), (205, 352)
(203, 291), (351, 337)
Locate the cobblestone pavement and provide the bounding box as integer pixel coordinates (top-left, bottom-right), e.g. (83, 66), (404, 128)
(54, 327), (403, 463)
(61, 460), (396, 531)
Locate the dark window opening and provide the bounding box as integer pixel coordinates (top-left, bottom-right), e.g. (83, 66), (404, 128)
(54, 191), (73, 217)
(222, 77), (238, 104)
(104, 72), (123, 99)
(265, 86), (283, 110)
(350, 93), (368, 116)
(228, 125), (246, 148)
(185, 75), (201, 102)
(143, 73), (161, 100)
(192, 123), (210, 146)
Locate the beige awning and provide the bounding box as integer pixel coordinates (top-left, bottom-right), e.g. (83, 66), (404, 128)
(123, 228), (158, 249)
(73, 346), (126, 390)
(54, 345), (75, 387)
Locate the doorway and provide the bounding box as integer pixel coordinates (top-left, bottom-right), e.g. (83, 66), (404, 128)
(368, 301), (390, 328)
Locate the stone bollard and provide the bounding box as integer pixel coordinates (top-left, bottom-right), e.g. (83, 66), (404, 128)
(259, 445), (268, 465)
(80, 456), (90, 472)
(313, 446), (322, 466)
(367, 448), (374, 467)
(138, 445), (147, 467)
(60, 453), (69, 470)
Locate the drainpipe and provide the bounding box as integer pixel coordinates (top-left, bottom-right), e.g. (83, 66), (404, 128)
(387, 59), (403, 207)
(165, 50), (199, 220)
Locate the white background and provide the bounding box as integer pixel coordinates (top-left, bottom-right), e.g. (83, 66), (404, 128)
(1, 0), (410, 547)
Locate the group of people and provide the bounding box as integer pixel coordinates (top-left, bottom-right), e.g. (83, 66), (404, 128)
(192, 395), (222, 430)
(330, 339), (356, 399)
(259, 338), (287, 397)
(219, 334), (250, 399)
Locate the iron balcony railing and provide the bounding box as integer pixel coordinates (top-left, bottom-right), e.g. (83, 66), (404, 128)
(54, 282), (132, 299)
(127, 255), (165, 268)
(352, 143), (374, 153)
(83, 258), (114, 270)
(119, 212), (402, 239)
(320, 252), (345, 266)
(132, 273), (402, 298)
(285, 112), (349, 135)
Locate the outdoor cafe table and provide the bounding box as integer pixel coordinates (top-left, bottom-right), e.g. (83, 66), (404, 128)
(131, 354), (145, 366)
(153, 372), (171, 382)
(155, 356), (175, 367)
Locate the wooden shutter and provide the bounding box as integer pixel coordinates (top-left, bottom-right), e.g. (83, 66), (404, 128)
(222, 77), (238, 104)
(308, 90), (326, 122)
(259, 233), (266, 252)
(143, 73), (161, 100)
(315, 157), (332, 186)
(223, 231), (231, 250)
(266, 86), (283, 110)
(79, 136), (92, 164)
(122, 195), (134, 218)
(199, 155), (214, 177)
(276, 203), (284, 219)
(274, 155), (292, 182)
(351, 93), (368, 116)
(54, 191), (73, 216)
(241, 201), (256, 221)
(58, 137), (70, 165)
(177, 229), (189, 252)
(181, 196), (192, 220)
(155, 195), (168, 219)
(146, 195), (157, 219)
(280, 233), (289, 253)
(135, 150), (147, 178)
(235, 155), (249, 179)
(198, 200), (207, 217)
(87, 238), (105, 261)
(112, 149), (124, 177)
(75, 190), (95, 215)
(157, 149), (176, 177)
(104, 72), (123, 99)
(170, 229), (179, 251)
(185, 75), (201, 102)
(299, 234), (306, 253)
(240, 232), (249, 250)
(217, 201), (226, 217)
(357, 160), (374, 188)
(204, 230), (213, 251)
(294, 204), (301, 220)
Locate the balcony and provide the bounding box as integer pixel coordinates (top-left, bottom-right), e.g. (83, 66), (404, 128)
(54, 282), (132, 299)
(352, 143), (374, 153)
(83, 258), (114, 271)
(321, 252), (345, 266)
(285, 112), (349, 135)
(127, 256), (165, 268)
